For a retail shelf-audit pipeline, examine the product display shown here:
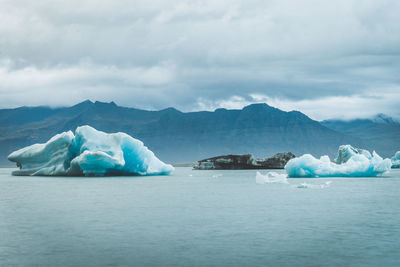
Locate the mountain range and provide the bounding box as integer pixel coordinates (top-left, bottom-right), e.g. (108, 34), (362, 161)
(0, 100), (398, 166)
(322, 114), (400, 158)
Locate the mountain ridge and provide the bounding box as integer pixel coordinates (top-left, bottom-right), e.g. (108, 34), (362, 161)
(0, 100), (371, 166)
(322, 115), (400, 157)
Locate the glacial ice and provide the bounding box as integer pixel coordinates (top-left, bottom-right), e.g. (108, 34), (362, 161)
(285, 145), (392, 178)
(255, 171), (289, 184)
(335, 144), (371, 164)
(391, 151), (400, 168)
(8, 125), (174, 176)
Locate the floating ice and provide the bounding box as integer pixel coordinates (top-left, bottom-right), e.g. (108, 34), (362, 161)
(335, 145), (371, 164)
(392, 151), (400, 168)
(285, 145), (392, 178)
(296, 181), (332, 189)
(255, 171), (333, 188)
(8, 125), (174, 176)
(256, 171), (289, 184)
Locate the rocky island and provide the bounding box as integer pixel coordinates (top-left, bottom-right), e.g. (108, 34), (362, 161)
(193, 152), (295, 170)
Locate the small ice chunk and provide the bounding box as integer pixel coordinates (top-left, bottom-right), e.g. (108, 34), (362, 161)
(296, 181), (332, 189)
(256, 171), (289, 184)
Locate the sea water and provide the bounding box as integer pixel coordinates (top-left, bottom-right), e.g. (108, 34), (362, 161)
(1, 167), (399, 267)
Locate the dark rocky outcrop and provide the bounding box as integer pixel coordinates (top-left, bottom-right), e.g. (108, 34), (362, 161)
(193, 152), (295, 170)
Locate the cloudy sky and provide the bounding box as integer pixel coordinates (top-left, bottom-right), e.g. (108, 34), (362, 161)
(1, 0), (400, 120)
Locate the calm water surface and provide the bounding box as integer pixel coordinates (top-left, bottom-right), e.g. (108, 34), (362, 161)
(1, 167), (400, 267)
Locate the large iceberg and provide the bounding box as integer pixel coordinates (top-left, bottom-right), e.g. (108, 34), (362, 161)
(392, 151), (400, 168)
(8, 125), (174, 176)
(285, 145), (392, 177)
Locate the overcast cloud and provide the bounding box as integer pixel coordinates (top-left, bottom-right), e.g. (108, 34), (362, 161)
(1, 0), (400, 120)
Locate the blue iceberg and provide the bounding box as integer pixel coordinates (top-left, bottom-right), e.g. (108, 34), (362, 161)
(285, 145), (392, 178)
(334, 144), (372, 164)
(8, 125), (174, 176)
(392, 151), (400, 168)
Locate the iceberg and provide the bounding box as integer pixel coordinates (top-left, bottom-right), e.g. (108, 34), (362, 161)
(335, 144), (372, 164)
(392, 151), (400, 168)
(8, 125), (174, 176)
(285, 145), (392, 178)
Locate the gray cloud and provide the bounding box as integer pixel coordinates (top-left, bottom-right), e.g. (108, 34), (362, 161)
(0, 0), (400, 120)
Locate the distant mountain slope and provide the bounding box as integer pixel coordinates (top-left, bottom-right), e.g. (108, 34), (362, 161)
(322, 114), (400, 157)
(0, 100), (363, 166)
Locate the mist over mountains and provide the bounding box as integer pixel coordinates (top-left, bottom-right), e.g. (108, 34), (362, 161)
(0, 100), (398, 166)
